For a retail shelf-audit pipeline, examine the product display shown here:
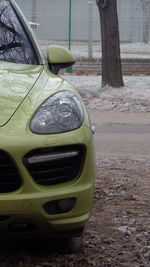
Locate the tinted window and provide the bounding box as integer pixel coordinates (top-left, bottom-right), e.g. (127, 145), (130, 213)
(0, 0), (38, 65)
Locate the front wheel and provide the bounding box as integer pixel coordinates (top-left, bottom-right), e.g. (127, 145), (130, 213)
(66, 236), (82, 253)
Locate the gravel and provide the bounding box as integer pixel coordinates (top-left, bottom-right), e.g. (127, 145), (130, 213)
(0, 158), (150, 267)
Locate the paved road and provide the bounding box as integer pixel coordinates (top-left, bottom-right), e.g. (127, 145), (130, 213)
(89, 110), (150, 159)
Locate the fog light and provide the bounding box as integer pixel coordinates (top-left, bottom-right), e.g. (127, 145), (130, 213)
(43, 198), (76, 215)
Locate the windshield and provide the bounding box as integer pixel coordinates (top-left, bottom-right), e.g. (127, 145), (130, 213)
(0, 0), (38, 65)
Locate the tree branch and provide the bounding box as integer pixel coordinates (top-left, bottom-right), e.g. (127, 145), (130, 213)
(0, 5), (21, 37)
(0, 42), (22, 52)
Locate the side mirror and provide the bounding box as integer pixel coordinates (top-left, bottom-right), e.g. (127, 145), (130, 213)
(47, 45), (75, 74)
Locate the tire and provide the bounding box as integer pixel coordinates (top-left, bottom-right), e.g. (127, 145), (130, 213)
(65, 236), (82, 253)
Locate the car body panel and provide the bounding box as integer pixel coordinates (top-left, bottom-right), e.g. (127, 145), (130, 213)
(0, 63), (95, 234)
(0, 62), (43, 126)
(0, 0), (95, 236)
(0, 65), (90, 133)
(0, 115), (95, 233)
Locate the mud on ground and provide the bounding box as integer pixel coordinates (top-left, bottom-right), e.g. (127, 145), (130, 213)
(0, 157), (150, 267)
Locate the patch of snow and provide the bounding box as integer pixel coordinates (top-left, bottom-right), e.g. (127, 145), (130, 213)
(62, 75), (150, 112)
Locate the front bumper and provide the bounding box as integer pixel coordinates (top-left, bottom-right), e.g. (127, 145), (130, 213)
(0, 124), (95, 234)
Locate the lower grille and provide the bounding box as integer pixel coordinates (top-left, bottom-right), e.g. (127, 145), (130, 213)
(23, 145), (85, 186)
(0, 150), (22, 193)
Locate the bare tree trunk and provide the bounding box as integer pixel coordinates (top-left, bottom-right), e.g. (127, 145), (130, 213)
(96, 0), (124, 87)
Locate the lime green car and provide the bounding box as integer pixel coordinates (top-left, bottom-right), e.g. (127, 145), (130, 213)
(0, 0), (95, 248)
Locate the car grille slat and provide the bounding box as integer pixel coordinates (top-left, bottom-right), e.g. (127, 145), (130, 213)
(27, 161), (73, 172)
(23, 145), (85, 186)
(0, 150), (22, 193)
(30, 165), (72, 176)
(35, 175), (70, 185)
(0, 182), (19, 185)
(0, 171), (18, 176)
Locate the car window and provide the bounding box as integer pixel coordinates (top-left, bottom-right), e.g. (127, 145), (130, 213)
(0, 0), (38, 65)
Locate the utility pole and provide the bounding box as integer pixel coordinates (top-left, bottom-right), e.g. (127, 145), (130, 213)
(32, 0), (37, 30)
(67, 0), (72, 73)
(88, 2), (93, 58)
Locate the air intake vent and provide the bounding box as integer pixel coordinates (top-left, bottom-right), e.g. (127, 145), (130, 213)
(23, 145), (85, 186)
(0, 150), (22, 193)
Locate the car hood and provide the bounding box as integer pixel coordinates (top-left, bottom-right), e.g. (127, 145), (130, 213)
(0, 62), (43, 126)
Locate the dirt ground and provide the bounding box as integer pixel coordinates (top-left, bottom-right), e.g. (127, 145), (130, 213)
(0, 157), (149, 267)
(0, 110), (150, 266)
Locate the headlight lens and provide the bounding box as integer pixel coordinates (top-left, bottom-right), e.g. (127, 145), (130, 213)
(30, 91), (84, 134)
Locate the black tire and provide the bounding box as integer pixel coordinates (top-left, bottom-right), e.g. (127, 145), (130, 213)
(65, 236), (82, 253)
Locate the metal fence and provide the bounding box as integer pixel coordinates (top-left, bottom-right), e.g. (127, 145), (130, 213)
(16, 0), (150, 57)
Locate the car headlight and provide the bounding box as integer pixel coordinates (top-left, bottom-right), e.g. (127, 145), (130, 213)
(30, 91), (84, 134)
